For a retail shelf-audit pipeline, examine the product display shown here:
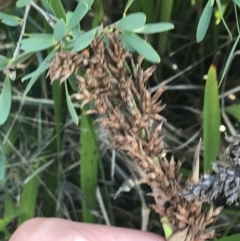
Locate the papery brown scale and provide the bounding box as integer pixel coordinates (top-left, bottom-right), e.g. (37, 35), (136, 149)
(106, 47), (119, 63)
(142, 66), (156, 82)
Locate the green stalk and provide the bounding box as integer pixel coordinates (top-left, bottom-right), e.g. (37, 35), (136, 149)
(158, 0), (174, 56)
(80, 106), (98, 223)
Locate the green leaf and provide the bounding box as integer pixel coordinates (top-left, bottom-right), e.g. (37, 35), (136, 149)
(123, 0), (135, 16)
(67, 2), (88, 32)
(203, 64), (220, 171)
(22, 50), (57, 99)
(225, 104), (240, 122)
(121, 32), (160, 63)
(0, 191), (21, 231)
(219, 35), (240, 86)
(18, 176), (39, 225)
(233, 0), (240, 7)
(161, 217), (173, 238)
(72, 28), (97, 52)
(80, 0), (94, 9)
(196, 0), (213, 42)
(22, 49), (56, 81)
(217, 234), (240, 241)
(117, 12), (146, 31)
(16, 0), (32, 8)
(11, 52), (34, 66)
(0, 76), (12, 125)
(53, 19), (66, 41)
(0, 145), (6, 182)
(65, 81), (78, 125)
(21, 34), (54, 52)
(0, 55), (9, 71)
(40, 0), (54, 13)
(135, 22), (174, 34)
(216, 0), (232, 39)
(0, 13), (20, 26)
(50, 0), (66, 19)
(22, 74), (40, 99)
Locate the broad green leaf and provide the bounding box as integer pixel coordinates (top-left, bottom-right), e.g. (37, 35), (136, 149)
(117, 12), (146, 31)
(11, 52), (34, 66)
(219, 35), (240, 86)
(21, 34), (54, 52)
(53, 19), (66, 41)
(66, 11), (74, 24)
(118, 34), (135, 52)
(80, 105), (98, 223)
(65, 81), (78, 125)
(18, 176), (39, 225)
(135, 22), (174, 34)
(72, 28), (97, 52)
(16, 0), (31, 8)
(196, 0), (213, 42)
(67, 2), (88, 32)
(0, 76), (12, 125)
(80, 0), (94, 9)
(121, 32), (160, 63)
(0, 13), (20, 26)
(123, 0), (135, 16)
(0, 55), (9, 71)
(203, 64), (220, 171)
(225, 104), (240, 122)
(22, 49), (56, 81)
(216, 0), (232, 39)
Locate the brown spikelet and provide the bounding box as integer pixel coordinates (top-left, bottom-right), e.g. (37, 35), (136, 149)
(47, 50), (90, 84)
(47, 28), (227, 241)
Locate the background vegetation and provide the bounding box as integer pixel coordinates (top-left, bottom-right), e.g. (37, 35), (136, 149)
(1, 0), (240, 240)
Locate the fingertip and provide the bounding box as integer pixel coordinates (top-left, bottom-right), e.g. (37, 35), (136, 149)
(9, 218), (165, 241)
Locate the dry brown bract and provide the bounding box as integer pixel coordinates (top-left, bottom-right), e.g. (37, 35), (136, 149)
(47, 29), (226, 241)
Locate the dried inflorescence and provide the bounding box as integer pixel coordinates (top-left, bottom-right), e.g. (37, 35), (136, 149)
(48, 29), (225, 241)
(181, 133), (240, 205)
(47, 50), (90, 84)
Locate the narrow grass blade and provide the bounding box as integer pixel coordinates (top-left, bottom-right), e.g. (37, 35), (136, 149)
(18, 176), (40, 225)
(216, 0), (232, 39)
(123, 0), (135, 16)
(219, 35), (240, 86)
(203, 64), (221, 171)
(65, 81), (78, 125)
(80, 107), (98, 223)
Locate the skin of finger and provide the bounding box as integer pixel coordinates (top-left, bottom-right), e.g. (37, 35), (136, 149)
(9, 218), (165, 241)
